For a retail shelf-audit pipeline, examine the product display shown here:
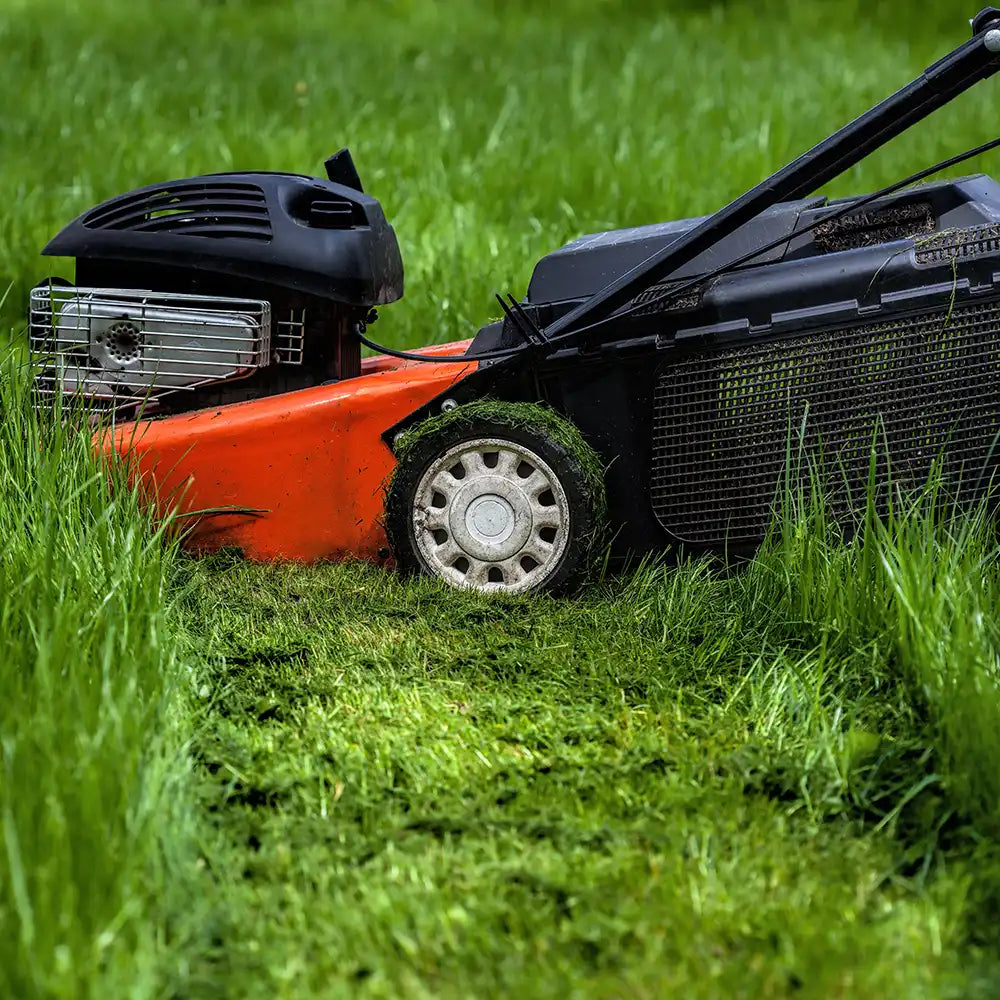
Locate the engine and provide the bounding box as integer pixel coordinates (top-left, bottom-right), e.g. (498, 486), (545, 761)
(30, 149), (403, 414)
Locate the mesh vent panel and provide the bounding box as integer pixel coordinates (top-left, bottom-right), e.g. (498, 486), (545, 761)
(914, 224), (1000, 265)
(650, 300), (1000, 544)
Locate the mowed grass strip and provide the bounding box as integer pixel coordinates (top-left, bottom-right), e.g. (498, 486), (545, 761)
(177, 485), (1000, 997)
(4, 0), (1000, 996)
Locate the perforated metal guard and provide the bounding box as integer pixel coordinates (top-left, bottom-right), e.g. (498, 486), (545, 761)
(650, 299), (1000, 545)
(30, 285), (271, 407)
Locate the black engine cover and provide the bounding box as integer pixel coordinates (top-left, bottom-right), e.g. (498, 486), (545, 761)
(43, 165), (404, 307)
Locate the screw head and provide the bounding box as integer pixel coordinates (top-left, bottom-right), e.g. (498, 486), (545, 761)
(986, 28), (1000, 52)
(441, 398), (458, 412)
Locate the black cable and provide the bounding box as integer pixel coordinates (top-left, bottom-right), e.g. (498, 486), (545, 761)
(355, 328), (525, 363)
(355, 133), (1000, 363)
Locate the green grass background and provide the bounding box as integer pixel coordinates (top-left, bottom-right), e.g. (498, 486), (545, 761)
(5, 0), (1000, 996)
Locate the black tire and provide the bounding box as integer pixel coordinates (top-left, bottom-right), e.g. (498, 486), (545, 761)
(386, 402), (606, 594)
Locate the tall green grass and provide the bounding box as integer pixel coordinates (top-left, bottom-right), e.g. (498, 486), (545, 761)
(0, 351), (205, 998)
(2, 0), (997, 346)
(746, 450), (1000, 829)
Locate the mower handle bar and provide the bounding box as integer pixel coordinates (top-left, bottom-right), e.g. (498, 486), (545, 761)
(540, 7), (1000, 346)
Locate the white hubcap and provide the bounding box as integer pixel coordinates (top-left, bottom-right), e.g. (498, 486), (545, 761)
(466, 494), (515, 543)
(412, 437), (570, 592)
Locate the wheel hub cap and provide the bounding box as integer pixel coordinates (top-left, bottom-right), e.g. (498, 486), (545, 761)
(449, 477), (533, 561)
(412, 437), (571, 593)
(466, 494), (514, 542)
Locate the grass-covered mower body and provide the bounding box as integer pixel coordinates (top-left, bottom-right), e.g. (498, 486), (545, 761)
(29, 8), (1000, 592)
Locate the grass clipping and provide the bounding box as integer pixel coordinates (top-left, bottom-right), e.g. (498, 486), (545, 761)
(392, 398), (609, 560)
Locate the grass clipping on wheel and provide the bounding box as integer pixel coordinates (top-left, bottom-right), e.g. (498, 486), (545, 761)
(391, 397), (610, 565)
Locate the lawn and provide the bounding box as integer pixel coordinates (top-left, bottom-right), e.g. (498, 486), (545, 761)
(4, 0), (1000, 996)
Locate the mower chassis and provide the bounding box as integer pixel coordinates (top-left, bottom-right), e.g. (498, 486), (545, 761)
(104, 344), (474, 563)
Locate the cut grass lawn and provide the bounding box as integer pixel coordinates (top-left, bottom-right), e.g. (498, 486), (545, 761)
(178, 545), (1000, 998)
(5, 0), (1000, 996)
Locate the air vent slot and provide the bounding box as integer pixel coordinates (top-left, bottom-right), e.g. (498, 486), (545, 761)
(914, 224), (1000, 265)
(627, 279), (701, 316)
(83, 182), (271, 241)
(308, 197), (354, 229)
(813, 202), (934, 254)
(276, 308), (306, 364)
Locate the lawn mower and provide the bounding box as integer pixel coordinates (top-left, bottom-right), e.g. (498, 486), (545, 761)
(29, 8), (1000, 593)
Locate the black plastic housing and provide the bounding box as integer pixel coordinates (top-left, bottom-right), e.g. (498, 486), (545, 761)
(44, 167), (404, 306)
(452, 176), (1000, 559)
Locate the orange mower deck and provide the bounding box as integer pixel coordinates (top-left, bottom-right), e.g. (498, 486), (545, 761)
(103, 342), (475, 563)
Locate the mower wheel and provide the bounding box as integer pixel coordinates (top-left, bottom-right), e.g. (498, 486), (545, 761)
(386, 403), (606, 594)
